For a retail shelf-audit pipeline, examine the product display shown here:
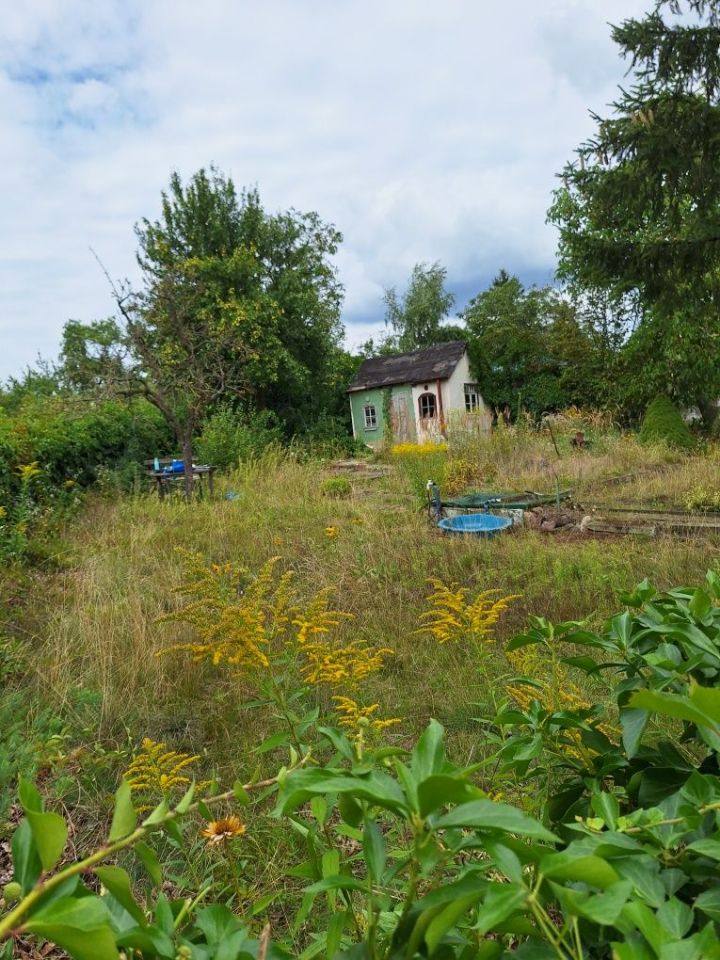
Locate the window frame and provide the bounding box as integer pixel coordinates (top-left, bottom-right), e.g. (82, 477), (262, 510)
(418, 392), (437, 420)
(363, 403), (378, 430)
(464, 383), (481, 413)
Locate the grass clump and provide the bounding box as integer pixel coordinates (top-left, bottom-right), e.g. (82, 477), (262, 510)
(320, 476), (352, 498)
(640, 395), (694, 449)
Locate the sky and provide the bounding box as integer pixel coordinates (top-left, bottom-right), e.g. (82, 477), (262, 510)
(1, 0), (650, 381)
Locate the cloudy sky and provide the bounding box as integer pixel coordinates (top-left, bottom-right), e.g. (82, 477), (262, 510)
(1, 0), (649, 380)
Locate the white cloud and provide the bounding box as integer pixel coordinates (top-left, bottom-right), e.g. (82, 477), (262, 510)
(0, 0), (649, 378)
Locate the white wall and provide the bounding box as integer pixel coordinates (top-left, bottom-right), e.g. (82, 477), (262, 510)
(409, 351), (492, 442)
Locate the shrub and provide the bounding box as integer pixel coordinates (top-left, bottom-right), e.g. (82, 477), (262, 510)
(194, 406), (284, 469)
(640, 395), (694, 449)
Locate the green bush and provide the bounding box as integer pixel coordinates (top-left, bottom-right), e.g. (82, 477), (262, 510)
(194, 406), (284, 469)
(639, 395), (694, 449)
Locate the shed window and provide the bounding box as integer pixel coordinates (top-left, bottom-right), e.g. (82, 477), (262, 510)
(464, 383), (481, 412)
(418, 392), (437, 419)
(363, 404), (377, 430)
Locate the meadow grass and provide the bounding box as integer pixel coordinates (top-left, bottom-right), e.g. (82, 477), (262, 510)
(9, 432), (717, 770)
(2, 428), (719, 937)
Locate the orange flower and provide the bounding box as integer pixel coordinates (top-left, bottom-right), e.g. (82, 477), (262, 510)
(201, 815), (246, 845)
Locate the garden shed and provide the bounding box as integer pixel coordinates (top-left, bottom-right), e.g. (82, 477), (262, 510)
(347, 341), (490, 447)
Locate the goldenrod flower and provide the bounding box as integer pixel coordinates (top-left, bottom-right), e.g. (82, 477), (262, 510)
(17, 462), (42, 481)
(201, 815), (246, 845)
(391, 442), (447, 456)
(332, 696), (401, 734)
(124, 738), (203, 809)
(419, 580), (519, 645)
(0, 506), (6, 520)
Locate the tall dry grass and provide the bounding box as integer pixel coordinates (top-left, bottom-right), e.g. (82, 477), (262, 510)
(14, 436), (717, 777)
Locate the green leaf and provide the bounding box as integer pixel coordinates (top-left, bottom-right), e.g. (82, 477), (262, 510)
(363, 818), (386, 883)
(576, 881), (633, 925)
(255, 730), (291, 753)
(108, 779), (136, 842)
(539, 852), (619, 889)
(657, 897), (693, 939)
(417, 775), (484, 817)
(590, 791), (619, 829)
(95, 865), (146, 926)
(306, 875), (368, 893)
(435, 800), (558, 842)
(425, 892), (483, 953)
(338, 792), (363, 827)
(134, 841), (163, 887)
(695, 889), (720, 922)
(175, 780), (195, 814)
(18, 778), (43, 814)
(11, 818), (41, 894)
(621, 708), (648, 758)
(410, 720), (446, 781)
(25, 897), (117, 960)
(26, 810), (67, 873)
(690, 681), (720, 724)
(143, 798), (170, 826)
(475, 883), (527, 935)
(629, 689), (716, 728)
(233, 780), (251, 805)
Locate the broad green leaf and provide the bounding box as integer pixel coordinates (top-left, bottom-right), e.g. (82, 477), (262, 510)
(621, 708), (648, 758)
(657, 897), (693, 939)
(325, 908), (347, 960)
(425, 892), (483, 953)
(695, 889), (720, 922)
(135, 841), (163, 886)
(590, 791), (619, 829)
(576, 881), (633, 925)
(475, 883), (527, 936)
(26, 897), (116, 960)
(26, 810), (67, 873)
(435, 800), (558, 842)
(95, 865), (146, 926)
(338, 792), (363, 827)
(108, 779), (136, 842)
(363, 818), (386, 883)
(278, 768), (407, 815)
(11, 818), (42, 894)
(417, 775), (484, 817)
(18, 778), (43, 813)
(629, 689), (716, 728)
(410, 720), (446, 781)
(623, 900), (674, 952)
(539, 852), (619, 889)
(690, 681), (720, 724)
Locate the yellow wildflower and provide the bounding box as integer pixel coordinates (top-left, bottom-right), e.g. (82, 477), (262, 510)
(333, 696), (401, 733)
(325, 526), (339, 539)
(391, 442), (447, 456)
(0, 506), (6, 520)
(301, 639), (393, 688)
(17, 462), (42, 481)
(419, 580), (519, 645)
(201, 815), (246, 845)
(63, 479), (76, 488)
(124, 738), (202, 809)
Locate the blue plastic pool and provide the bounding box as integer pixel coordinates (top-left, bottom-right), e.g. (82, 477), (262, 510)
(438, 513), (512, 537)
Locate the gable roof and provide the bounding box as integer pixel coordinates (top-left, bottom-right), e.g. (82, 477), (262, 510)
(348, 341), (467, 393)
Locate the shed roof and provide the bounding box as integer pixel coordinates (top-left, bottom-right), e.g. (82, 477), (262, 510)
(347, 341), (467, 393)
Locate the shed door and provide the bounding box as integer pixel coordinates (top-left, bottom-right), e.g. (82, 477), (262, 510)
(391, 393), (413, 442)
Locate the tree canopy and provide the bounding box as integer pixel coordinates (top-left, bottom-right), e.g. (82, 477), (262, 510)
(547, 0), (720, 425)
(382, 262), (457, 352)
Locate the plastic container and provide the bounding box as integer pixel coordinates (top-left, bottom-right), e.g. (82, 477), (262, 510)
(438, 513), (512, 538)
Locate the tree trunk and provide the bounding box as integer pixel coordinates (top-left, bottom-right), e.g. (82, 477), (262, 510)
(181, 431), (194, 500)
(697, 397), (719, 434)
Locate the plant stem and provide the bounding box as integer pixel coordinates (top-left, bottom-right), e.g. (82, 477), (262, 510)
(0, 770), (289, 941)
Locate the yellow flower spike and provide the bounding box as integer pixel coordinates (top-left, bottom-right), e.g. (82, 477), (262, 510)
(418, 579), (519, 646)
